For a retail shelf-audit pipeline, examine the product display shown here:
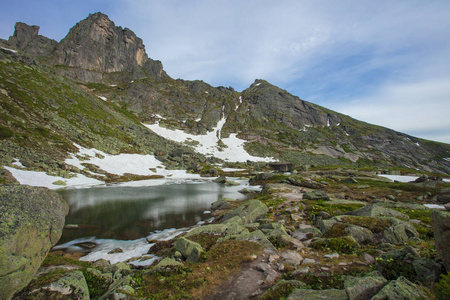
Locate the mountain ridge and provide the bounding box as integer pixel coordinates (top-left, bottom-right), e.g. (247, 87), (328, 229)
(1, 12), (449, 176)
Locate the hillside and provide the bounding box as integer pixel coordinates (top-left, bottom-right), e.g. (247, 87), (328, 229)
(1, 12), (449, 182)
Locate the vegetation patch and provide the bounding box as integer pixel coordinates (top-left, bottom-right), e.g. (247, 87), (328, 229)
(304, 200), (364, 221)
(311, 236), (359, 254)
(135, 240), (261, 299)
(340, 216), (392, 233)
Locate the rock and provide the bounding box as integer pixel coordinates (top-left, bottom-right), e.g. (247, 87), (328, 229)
(303, 190), (330, 201)
(345, 224), (375, 244)
(7, 22), (58, 56)
(154, 257), (184, 272)
(288, 288), (348, 300)
(211, 198), (234, 210)
(238, 188), (252, 194)
(0, 185), (69, 299)
(224, 180), (240, 186)
(174, 237), (205, 262)
(108, 247), (124, 254)
(292, 230), (314, 241)
(93, 259), (111, 271)
(371, 276), (426, 300)
(342, 177), (358, 183)
(292, 267), (311, 276)
(54, 12), (166, 79)
(278, 234), (305, 249)
(106, 262), (132, 279)
(222, 199), (269, 224)
(213, 176), (227, 183)
(344, 272), (388, 300)
(293, 226), (323, 239)
(437, 194), (450, 204)
(302, 258), (316, 265)
(345, 204), (409, 219)
(363, 253), (375, 265)
(382, 218), (420, 244)
(431, 210), (450, 271)
(318, 211), (332, 219)
(445, 203), (450, 211)
(324, 253), (339, 259)
(412, 258), (444, 283)
(30, 270), (90, 300)
(281, 250), (303, 266)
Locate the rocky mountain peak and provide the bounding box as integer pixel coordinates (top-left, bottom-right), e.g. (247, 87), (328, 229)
(54, 12), (162, 76)
(7, 22), (57, 56)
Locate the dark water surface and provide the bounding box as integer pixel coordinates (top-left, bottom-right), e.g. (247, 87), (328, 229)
(57, 181), (247, 244)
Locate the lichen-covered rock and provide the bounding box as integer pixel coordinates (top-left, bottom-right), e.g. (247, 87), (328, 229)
(222, 199), (269, 224)
(371, 276), (427, 300)
(153, 257), (184, 272)
(381, 217), (419, 244)
(174, 237), (205, 262)
(344, 271), (387, 300)
(0, 185), (69, 299)
(432, 210), (450, 271)
(345, 204), (409, 219)
(28, 270), (90, 300)
(302, 190), (330, 201)
(211, 198), (234, 210)
(288, 288), (348, 300)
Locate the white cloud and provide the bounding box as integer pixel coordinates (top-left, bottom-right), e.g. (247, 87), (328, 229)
(334, 77), (450, 143)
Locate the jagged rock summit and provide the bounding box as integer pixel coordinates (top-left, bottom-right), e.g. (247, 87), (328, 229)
(54, 12), (164, 76)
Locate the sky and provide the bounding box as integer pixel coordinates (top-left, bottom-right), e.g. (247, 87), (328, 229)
(1, 0), (449, 143)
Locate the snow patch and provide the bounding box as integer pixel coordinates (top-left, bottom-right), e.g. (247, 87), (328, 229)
(143, 118), (273, 162)
(98, 96), (107, 101)
(327, 117), (331, 127)
(415, 142), (420, 147)
(378, 174), (419, 182)
(12, 159), (25, 168)
(424, 204), (445, 209)
(4, 166), (102, 189)
(1, 47), (17, 53)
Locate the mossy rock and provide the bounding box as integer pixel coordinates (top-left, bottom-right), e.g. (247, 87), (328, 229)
(371, 276), (426, 300)
(0, 185), (69, 299)
(222, 199), (269, 224)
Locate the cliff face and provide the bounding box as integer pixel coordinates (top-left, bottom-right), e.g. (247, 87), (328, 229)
(7, 22), (57, 56)
(54, 13), (151, 73)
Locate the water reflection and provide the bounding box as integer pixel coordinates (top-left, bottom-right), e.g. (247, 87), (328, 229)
(57, 182), (247, 243)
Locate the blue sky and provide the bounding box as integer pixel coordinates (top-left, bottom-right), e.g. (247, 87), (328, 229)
(1, 0), (449, 143)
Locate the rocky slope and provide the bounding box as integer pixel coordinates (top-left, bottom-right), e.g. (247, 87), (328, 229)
(1, 12), (450, 179)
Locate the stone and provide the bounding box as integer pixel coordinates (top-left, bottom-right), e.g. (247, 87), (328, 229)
(302, 190), (330, 201)
(213, 176), (227, 183)
(382, 218), (420, 244)
(211, 198), (234, 210)
(292, 230), (313, 241)
(30, 270), (90, 300)
(324, 253), (340, 259)
(292, 267), (311, 276)
(107, 262), (132, 279)
(288, 288), (348, 300)
(293, 226), (323, 239)
(412, 258), (444, 283)
(371, 276), (426, 300)
(344, 273), (387, 300)
(174, 237), (205, 263)
(154, 257), (184, 272)
(345, 224), (375, 244)
(281, 250), (303, 266)
(345, 204), (409, 219)
(432, 210), (450, 271)
(278, 234), (305, 249)
(0, 185), (69, 299)
(302, 258), (316, 265)
(222, 199), (269, 224)
(445, 203), (450, 211)
(363, 253), (375, 265)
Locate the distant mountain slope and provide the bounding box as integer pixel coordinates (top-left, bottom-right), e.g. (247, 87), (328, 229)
(1, 12), (449, 175)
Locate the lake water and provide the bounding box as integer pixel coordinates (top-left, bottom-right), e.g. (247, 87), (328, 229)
(54, 180), (252, 265)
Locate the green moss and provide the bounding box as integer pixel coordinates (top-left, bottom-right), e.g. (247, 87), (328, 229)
(435, 273), (450, 300)
(340, 216), (392, 233)
(312, 236), (359, 254)
(0, 125), (13, 139)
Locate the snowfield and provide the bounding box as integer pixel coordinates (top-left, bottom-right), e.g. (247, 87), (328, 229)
(143, 116), (274, 163)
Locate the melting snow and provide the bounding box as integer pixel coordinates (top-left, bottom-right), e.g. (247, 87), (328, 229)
(4, 166), (102, 189)
(415, 142), (420, 147)
(98, 96), (107, 101)
(1, 47), (17, 53)
(144, 117), (273, 163)
(378, 174), (419, 182)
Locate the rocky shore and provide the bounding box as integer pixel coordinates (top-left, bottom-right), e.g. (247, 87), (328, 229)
(4, 169), (450, 299)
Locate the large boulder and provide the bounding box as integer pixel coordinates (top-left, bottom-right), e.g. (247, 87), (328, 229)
(432, 210), (450, 270)
(345, 204), (409, 219)
(222, 199), (268, 224)
(344, 271), (387, 300)
(371, 276), (427, 300)
(0, 185), (69, 299)
(174, 237), (205, 263)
